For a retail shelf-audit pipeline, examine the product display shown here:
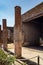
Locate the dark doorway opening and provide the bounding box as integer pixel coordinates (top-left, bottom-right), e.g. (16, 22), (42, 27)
(23, 16), (43, 46)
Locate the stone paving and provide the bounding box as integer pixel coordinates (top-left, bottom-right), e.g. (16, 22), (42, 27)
(22, 47), (43, 65)
(8, 44), (43, 65)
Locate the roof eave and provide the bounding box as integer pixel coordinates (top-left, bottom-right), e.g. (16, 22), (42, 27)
(22, 13), (43, 22)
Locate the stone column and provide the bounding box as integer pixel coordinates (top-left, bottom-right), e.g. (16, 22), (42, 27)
(14, 6), (22, 58)
(2, 19), (8, 50)
(0, 25), (2, 47)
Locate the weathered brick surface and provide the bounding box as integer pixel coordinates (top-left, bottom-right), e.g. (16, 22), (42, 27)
(15, 6), (21, 28)
(0, 25), (2, 47)
(14, 6), (22, 58)
(2, 19), (8, 50)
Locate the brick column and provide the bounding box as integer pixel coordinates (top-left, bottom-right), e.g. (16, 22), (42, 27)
(15, 6), (21, 28)
(2, 19), (8, 50)
(0, 25), (2, 47)
(14, 6), (22, 58)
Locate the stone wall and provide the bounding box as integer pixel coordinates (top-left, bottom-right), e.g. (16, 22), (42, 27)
(7, 27), (13, 43)
(23, 21), (40, 46)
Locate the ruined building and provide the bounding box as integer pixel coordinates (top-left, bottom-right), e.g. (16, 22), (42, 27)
(14, 2), (43, 46)
(7, 27), (13, 43)
(0, 2), (43, 47)
(22, 2), (43, 46)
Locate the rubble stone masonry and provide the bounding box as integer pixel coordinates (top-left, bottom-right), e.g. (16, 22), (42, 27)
(2, 19), (8, 50)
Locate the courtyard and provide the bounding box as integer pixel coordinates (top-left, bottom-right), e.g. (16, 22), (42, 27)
(8, 43), (43, 65)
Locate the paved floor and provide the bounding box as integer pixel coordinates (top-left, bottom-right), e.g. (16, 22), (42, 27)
(22, 47), (43, 65)
(8, 44), (43, 65)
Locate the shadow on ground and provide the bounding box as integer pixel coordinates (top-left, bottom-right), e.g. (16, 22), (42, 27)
(4, 49), (14, 55)
(25, 46), (43, 51)
(4, 49), (38, 65)
(18, 57), (38, 65)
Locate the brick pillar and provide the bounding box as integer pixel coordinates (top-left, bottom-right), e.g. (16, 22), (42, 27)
(0, 25), (2, 47)
(2, 19), (8, 50)
(15, 6), (21, 28)
(14, 6), (22, 58)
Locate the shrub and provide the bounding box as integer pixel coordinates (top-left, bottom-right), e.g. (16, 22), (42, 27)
(0, 49), (16, 65)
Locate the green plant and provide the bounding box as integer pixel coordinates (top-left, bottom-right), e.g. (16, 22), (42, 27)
(0, 49), (7, 60)
(7, 55), (16, 65)
(0, 49), (27, 65)
(0, 49), (16, 65)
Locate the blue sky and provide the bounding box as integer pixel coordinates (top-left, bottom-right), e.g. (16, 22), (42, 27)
(0, 0), (43, 27)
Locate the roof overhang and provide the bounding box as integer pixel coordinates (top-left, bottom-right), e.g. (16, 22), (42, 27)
(22, 12), (43, 22)
(22, 2), (43, 23)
